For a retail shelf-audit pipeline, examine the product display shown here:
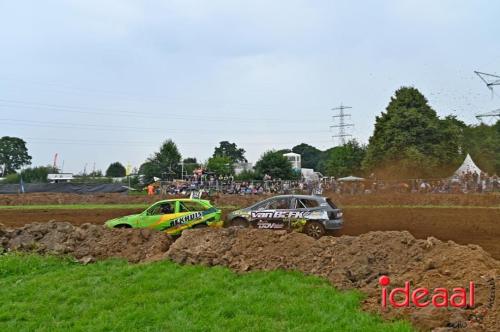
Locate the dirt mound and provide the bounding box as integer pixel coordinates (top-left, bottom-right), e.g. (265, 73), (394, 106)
(0, 221), (172, 263)
(167, 228), (500, 331)
(2, 222), (499, 330)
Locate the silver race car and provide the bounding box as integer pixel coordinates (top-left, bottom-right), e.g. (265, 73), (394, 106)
(226, 195), (343, 238)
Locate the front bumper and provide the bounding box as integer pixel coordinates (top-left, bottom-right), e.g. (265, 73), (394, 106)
(323, 218), (343, 230)
(208, 220), (224, 228)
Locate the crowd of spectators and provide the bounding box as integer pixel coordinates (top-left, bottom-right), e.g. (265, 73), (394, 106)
(154, 170), (499, 196)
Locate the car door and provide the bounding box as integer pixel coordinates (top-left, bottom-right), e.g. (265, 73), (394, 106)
(138, 201), (178, 230)
(175, 200), (207, 228)
(292, 198), (328, 221)
(252, 196), (292, 229)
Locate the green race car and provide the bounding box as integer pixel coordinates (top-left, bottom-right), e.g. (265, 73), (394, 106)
(105, 198), (222, 236)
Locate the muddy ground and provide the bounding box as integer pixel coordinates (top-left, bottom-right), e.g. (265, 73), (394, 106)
(1, 205), (498, 260)
(0, 192), (499, 207)
(1, 223), (499, 331)
(1, 193), (499, 330)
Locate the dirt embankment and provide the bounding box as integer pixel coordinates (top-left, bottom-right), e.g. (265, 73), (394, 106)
(1, 205), (498, 260)
(339, 207), (500, 261)
(1, 223), (499, 331)
(168, 228), (500, 331)
(0, 222), (172, 263)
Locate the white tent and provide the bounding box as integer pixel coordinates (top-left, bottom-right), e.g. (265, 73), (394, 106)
(337, 175), (365, 182)
(454, 154), (482, 176)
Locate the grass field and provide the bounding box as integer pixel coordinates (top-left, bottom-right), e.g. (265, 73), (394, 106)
(0, 254), (412, 331)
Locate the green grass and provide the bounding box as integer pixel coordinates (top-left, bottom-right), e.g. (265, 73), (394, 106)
(0, 254), (413, 332)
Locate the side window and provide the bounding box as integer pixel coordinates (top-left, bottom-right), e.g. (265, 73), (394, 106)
(299, 199), (320, 208)
(253, 199), (272, 211)
(147, 202), (174, 215)
(266, 197), (291, 210)
(179, 201), (208, 212)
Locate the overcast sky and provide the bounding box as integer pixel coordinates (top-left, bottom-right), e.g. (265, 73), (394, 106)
(1, 0), (499, 173)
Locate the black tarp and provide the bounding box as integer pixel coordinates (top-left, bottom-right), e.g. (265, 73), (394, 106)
(0, 183), (129, 194)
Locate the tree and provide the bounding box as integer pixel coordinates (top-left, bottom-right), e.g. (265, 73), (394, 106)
(254, 150), (295, 179)
(324, 140), (366, 177)
(206, 156), (234, 176)
(462, 120), (500, 174)
(292, 143), (322, 169)
(182, 157), (199, 176)
(213, 141), (247, 163)
(0, 136), (32, 175)
(362, 87), (463, 178)
(139, 139), (182, 183)
(3, 165), (57, 184)
(234, 169), (258, 181)
(105, 162), (126, 177)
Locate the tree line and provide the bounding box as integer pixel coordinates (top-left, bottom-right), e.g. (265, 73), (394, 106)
(1, 87), (498, 183)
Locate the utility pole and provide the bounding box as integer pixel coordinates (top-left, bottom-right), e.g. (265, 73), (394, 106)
(178, 161), (185, 180)
(476, 109), (500, 122)
(330, 104), (354, 146)
(474, 71), (500, 93)
(474, 70), (500, 123)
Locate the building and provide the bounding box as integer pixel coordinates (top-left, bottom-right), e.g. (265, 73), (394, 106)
(47, 173), (74, 183)
(301, 168), (323, 182)
(283, 152), (301, 170)
(233, 162), (253, 175)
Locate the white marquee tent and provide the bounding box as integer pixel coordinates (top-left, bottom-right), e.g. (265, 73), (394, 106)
(454, 154), (482, 176)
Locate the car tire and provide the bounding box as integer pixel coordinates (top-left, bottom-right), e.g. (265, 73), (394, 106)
(193, 223), (208, 229)
(230, 218), (249, 228)
(304, 221), (325, 239)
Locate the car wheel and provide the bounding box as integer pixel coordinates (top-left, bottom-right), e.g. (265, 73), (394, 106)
(115, 224), (131, 229)
(304, 221), (325, 239)
(193, 223), (208, 229)
(230, 218), (249, 228)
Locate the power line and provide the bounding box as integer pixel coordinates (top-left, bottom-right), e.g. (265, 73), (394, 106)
(23, 137), (336, 147)
(474, 71), (500, 91)
(330, 104), (353, 146)
(0, 98), (319, 123)
(474, 70), (500, 122)
(475, 109), (500, 123)
(1, 118), (330, 135)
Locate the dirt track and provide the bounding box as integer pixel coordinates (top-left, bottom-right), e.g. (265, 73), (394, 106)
(339, 207), (500, 260)
(0, 208), (142, 228)
(1, 205), (499, 260)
